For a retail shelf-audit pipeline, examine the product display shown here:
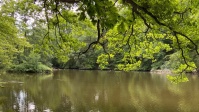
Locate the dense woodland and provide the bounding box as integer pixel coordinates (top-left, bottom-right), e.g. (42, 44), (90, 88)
(0, 0), (199, 76)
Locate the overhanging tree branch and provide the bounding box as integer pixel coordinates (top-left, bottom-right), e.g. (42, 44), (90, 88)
(125, 0), (199, 57)
(80, 19), (101, 54)
(173, 32), (196, 69)
(78, 19), (110, 59)
(174, 31), (199, 55)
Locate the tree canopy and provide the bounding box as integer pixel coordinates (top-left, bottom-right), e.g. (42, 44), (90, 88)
(43, 0), (199, 71)
(0, 0), (199, 77)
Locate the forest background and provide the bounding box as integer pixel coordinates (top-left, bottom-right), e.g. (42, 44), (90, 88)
(0, 0), (199, 76)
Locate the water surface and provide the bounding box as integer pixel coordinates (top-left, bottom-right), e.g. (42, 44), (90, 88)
(0, 70), (199, 112)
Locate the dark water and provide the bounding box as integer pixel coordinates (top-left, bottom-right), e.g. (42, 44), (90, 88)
(0, 70), (199, 112)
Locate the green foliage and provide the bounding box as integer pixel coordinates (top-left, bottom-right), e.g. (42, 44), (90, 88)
(161, 52), (197, 73)
(117, 61), (141, 72)
(1, 0), (199, 75)
(9, 52), (52, 73)
(161, 52), (182, 70)
(97, 54), (111, 69)
(174, 62), (196, 73)
(0, 12), (31, 68)
(79, 0), (120, 28)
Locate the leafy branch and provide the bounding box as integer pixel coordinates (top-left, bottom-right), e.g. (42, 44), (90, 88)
(173, 32), (196, 70)
(125, 0), (199, 67)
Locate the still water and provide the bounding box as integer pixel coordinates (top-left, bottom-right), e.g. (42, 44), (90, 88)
(0, 70), (199, 112)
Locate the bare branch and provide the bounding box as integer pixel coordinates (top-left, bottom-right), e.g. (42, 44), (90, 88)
(79, 19), (102, 55)
(125, 0), (167, 26)
(55, 0), (65, 43)
(113, 0), (119, 6)
(173, 32), (196, 69)
(174, 8), (192, 19)
(54, 25), (64, 50)
(174, 31), (199, 55)
(42, 0), (50, 45)
(135, 10), (151, 29)
(126, 25), (133, 52)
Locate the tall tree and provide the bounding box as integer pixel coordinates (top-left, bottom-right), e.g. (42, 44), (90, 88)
(0, 13), (31, 68)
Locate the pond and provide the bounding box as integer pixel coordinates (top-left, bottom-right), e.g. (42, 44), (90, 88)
(0, 70), (199, 112)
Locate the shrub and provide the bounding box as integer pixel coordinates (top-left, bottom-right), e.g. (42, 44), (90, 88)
(8, 52), (52, 73)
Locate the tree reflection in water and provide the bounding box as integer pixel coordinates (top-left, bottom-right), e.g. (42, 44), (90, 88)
(0, 70), (199, 112)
